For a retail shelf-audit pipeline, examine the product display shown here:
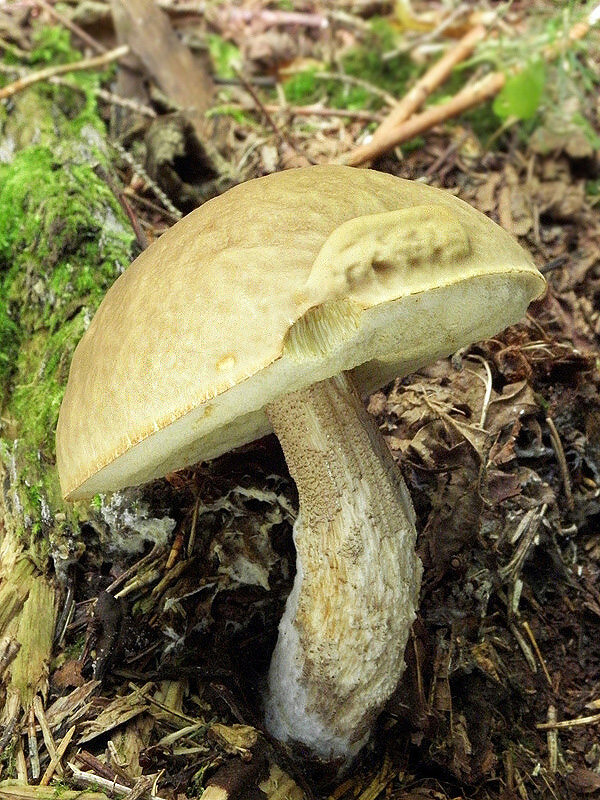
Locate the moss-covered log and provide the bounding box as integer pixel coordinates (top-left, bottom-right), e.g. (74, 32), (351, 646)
(0, 31), (136, 732)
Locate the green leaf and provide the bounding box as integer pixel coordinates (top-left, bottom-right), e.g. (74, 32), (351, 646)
(493, 60), (546, 121)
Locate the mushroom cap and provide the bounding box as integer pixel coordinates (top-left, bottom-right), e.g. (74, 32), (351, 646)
(56, 165), (545, 500)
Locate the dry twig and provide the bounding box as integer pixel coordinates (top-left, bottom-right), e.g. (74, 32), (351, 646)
(342, 6), (599, 166)
(0, 45), (130, 102)
(39, 725), (76, 786)
(546, 415), (575, 511)
(537, 712), (600, 730)
(377, 24), (486, 138)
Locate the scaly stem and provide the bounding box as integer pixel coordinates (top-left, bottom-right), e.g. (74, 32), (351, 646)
(264, 372), (422, 762)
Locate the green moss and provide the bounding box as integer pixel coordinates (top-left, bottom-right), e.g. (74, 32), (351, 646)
(283, 17), (414, 112)
(206, 33), (241, 79)
(0, 143), (135, 464)
(0, 30), (137, 549)
(28, 26), (81, 66)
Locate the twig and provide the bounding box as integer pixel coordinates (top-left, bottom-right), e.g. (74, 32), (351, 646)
(27, 707), (40, 781)
(499, 504), (547, 582)
(377, 24), (486, 138)
(224, 6), (329, 29)
(509, 622), (537, 674)
(465, 354), (493, 429)
(546, 416), (574, 511)
(113, 142), (183, 221)
(546, 705), (558, 772)
(127, 682), (203, 725)
(68, 763), (168, 800)
(513, 766), (529, 800)
(0, 45), (130, 102)
(34, 695), (62, 778)
(35, 0), (107, 54)
(94, 86), (157, 118)
(234, 67), (293, 148)
(105, 544), (164, 594)
(68, 763), (138, 797)
(264, 103), (383, 122)
(383, 2), (474, 60)
(537, 711), (600, 730)
(314, 71), (399, 107)
(343, 6), (598, 166)
(522, 620), (553, 688)
(342, 70), (505, 166)
(122, 188), (182, 225)
(39, 725), (76, 786)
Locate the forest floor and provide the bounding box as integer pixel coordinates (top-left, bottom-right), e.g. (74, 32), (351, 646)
(1, 2), (600, 799)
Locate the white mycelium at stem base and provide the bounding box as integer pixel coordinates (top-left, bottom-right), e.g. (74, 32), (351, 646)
(264, 372), (422, 762)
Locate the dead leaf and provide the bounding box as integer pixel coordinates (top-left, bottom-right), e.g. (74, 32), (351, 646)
(568, 766), (600, 793)
(486, 381), (539, 434)
(486, 470), (523, 502)
(209, 722), (259, 755)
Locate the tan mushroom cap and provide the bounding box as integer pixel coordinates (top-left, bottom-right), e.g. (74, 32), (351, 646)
(56, 165), (545, 500)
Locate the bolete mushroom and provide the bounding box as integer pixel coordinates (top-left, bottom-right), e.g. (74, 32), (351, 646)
(56, 165), (545, 764)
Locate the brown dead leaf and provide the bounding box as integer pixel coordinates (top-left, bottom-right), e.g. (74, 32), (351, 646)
(567, 766), (600, 793)
(450, 713), (473, 780)
(486, 380), (540, 435)
(474, 172), (502, 213)
(530, 100), (595, 159)
(486, 470), (523, 502)
(498, 182), (533, 236)
(409, 420), (479, 470)
(52, 659), (85, 690)
(111, 0), (213, 140)
(243, 29), (296, 73)
(419, 462), (483, 583)
(534, 179), (586, 220)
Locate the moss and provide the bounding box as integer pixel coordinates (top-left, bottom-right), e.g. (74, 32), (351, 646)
(0, 143), (135, 458)
(0, 30), (137, 550)
(28, 26), (81, 66)
(284, 17), (415, 112)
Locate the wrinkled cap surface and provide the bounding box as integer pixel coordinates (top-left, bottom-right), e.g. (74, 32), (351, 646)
(56, 165), (545, 499)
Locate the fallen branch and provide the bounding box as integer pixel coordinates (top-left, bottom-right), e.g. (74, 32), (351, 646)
(343, 4), (599, 166)
(341, 71), (505, 166)
(537, 712), (600, 731)
(375, 24), (486, 139)
(0, 45), (129, 102)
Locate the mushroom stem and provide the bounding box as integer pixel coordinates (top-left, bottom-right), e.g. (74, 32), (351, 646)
(264, 372), (422, 762)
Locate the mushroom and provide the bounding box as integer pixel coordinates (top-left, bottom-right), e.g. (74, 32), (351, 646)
(56, 165), (545, 764)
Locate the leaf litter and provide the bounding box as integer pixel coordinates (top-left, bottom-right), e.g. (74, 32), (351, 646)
(0, 1), (600, 799)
